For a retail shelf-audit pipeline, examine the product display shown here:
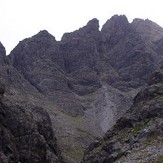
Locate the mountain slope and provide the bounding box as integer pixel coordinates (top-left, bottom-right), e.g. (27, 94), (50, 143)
(82, 68), (163, 163)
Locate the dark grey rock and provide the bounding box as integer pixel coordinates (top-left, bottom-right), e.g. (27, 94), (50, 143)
(0, 83), (63, 163)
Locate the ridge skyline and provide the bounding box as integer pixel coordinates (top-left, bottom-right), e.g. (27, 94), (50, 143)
(2, 14), (163, 55)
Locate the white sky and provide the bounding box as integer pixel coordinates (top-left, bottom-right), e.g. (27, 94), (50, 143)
(0, 0), (163, 54)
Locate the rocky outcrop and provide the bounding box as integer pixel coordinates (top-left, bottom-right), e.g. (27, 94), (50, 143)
(0, 83), (63, 163)
(82, 68), (163, 163)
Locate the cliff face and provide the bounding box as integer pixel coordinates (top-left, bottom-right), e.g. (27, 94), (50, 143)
(1, 15), (163, 163)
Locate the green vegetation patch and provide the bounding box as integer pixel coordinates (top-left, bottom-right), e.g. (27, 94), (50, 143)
(131, 120), (149, 134)
(92, 145), (103, 154)
(81, 91), (97, 101)
(66, 149), (84, 162)
(156, 155), (163, 163)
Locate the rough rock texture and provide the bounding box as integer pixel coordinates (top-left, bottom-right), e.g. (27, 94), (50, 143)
(0, 83), (62, 163)
(1, 15), (163, 163)
(82, 68), (163, 163)
(132, 18), (163, 42)
(101, 15), (163, 92)
(0, 43), (63, 163)
(9, 30), (84, 116)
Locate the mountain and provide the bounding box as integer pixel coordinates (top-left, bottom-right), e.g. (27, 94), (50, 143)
(8, 17), (132, 162)
(0, 15), (163, 163)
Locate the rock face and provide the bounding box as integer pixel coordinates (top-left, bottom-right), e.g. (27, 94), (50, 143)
(82, 68), (163, 162)
(100, 15), (163, 92)
(9, 30), (84, 116)
(0, 43), (63, 163)
(1, 15), (163, 163)
(0, 83), (62, 163)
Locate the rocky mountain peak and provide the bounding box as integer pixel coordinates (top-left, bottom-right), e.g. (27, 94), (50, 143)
(61, 18), (100, 42)
(10, 30), (56, 57)
(132, 18), (161, 28)
(101, 14), (129, 34)
(101, 15), (131, 49)
(33, 30), (56, 41)
(86, 18), (99, 31)
(132, 18), (163, 42)
(109, 14), (128, 24)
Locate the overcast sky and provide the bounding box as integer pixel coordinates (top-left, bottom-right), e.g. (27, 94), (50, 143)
(0, 0), (163, 54)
